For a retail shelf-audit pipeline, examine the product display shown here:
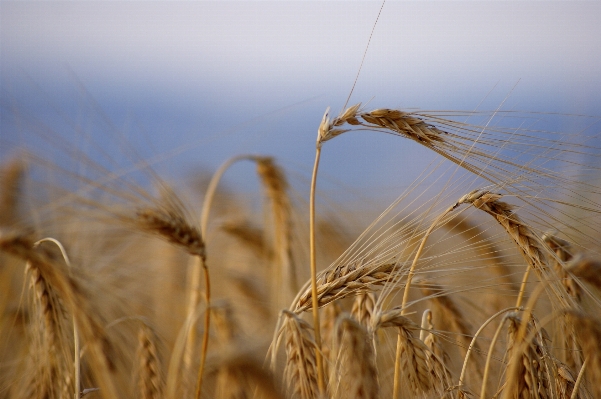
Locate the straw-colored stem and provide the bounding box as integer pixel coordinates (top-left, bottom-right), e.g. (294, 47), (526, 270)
(195, 262), (211, 399)
(480, 314), (510, 399)
(193, 154), (259, 396)
(458, 307), (519, 389)
(501, 282), (547, 399)
(309, 144), (325, 394)
(200, 154), (258, 237)
(570, 358), (588, 399)
(515, 266), (532, 309)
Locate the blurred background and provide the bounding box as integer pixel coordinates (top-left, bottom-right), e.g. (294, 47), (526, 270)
(2, 1), (601, 207)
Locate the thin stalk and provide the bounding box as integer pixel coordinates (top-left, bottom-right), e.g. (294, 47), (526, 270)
(571, 358), (588, 399)
(480, 314), (510, 399)
(515, 266), (532, 308)
(200, 154), (259, 237)
(309, 144), (325, 394)
(501, 281), (547, 399)
(458, 307), (520, 390)
(194, 260), (211, 399)
(192, 154), (258, 397)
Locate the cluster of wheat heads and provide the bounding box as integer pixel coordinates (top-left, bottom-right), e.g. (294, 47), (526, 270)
(1, 98), (601, 399)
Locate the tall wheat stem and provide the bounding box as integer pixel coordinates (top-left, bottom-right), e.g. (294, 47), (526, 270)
(194, 154), (260, 398)
(457, 307), (520, 390)
(480, 314), (510, 399)
(194, 261), (210, 399)
(193, 155), (251, 398)
(309, 144), (325, 394)
(571, 358), (588, 399)
(515, 267), (532, 308)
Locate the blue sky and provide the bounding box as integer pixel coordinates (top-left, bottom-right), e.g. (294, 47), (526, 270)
(2, 1), (601, 206)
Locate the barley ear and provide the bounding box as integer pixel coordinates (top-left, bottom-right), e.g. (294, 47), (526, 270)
(282, 310), (319, 399)
(136, 324), (164, 399)
(332, 315), (378, 399)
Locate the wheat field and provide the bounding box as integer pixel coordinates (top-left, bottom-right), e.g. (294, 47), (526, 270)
(2, 3), (601, 399)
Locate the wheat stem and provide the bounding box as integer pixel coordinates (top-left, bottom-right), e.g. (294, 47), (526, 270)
(480, 314), (510, 399)
(458, 307), (519, 389)
(194, 263), (211, 399)
(193, 154), (259, 397)
(499, 281), (554, 399)
(570, 358), (588, 399)
(309, 144), (325, 394)
(515, 266), (532, 309)
(200, 154), (259, 237)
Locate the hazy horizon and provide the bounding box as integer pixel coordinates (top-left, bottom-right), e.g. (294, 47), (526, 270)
(3, 1), (601, 206)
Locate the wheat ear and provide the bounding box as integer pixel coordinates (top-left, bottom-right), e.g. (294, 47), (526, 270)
(331, 315), (379, 399)
(294, 261), (397, 312)
(459, 190), (563, 308)
(0, 231), (120, 399)
(351, 291), (377, 327)
(133, 204), (209, 398)
(564, 311), (601, 399)
(24, 254), (65, 399)
(256, 156), (296, 309)
(281, 310), (319, 399)
(136, 323), (163, 399)
(503, 313), (552, 399)
(543, 234), (581, 301)
(372, 309), (451, 397)
(33, 237), (82, 399)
